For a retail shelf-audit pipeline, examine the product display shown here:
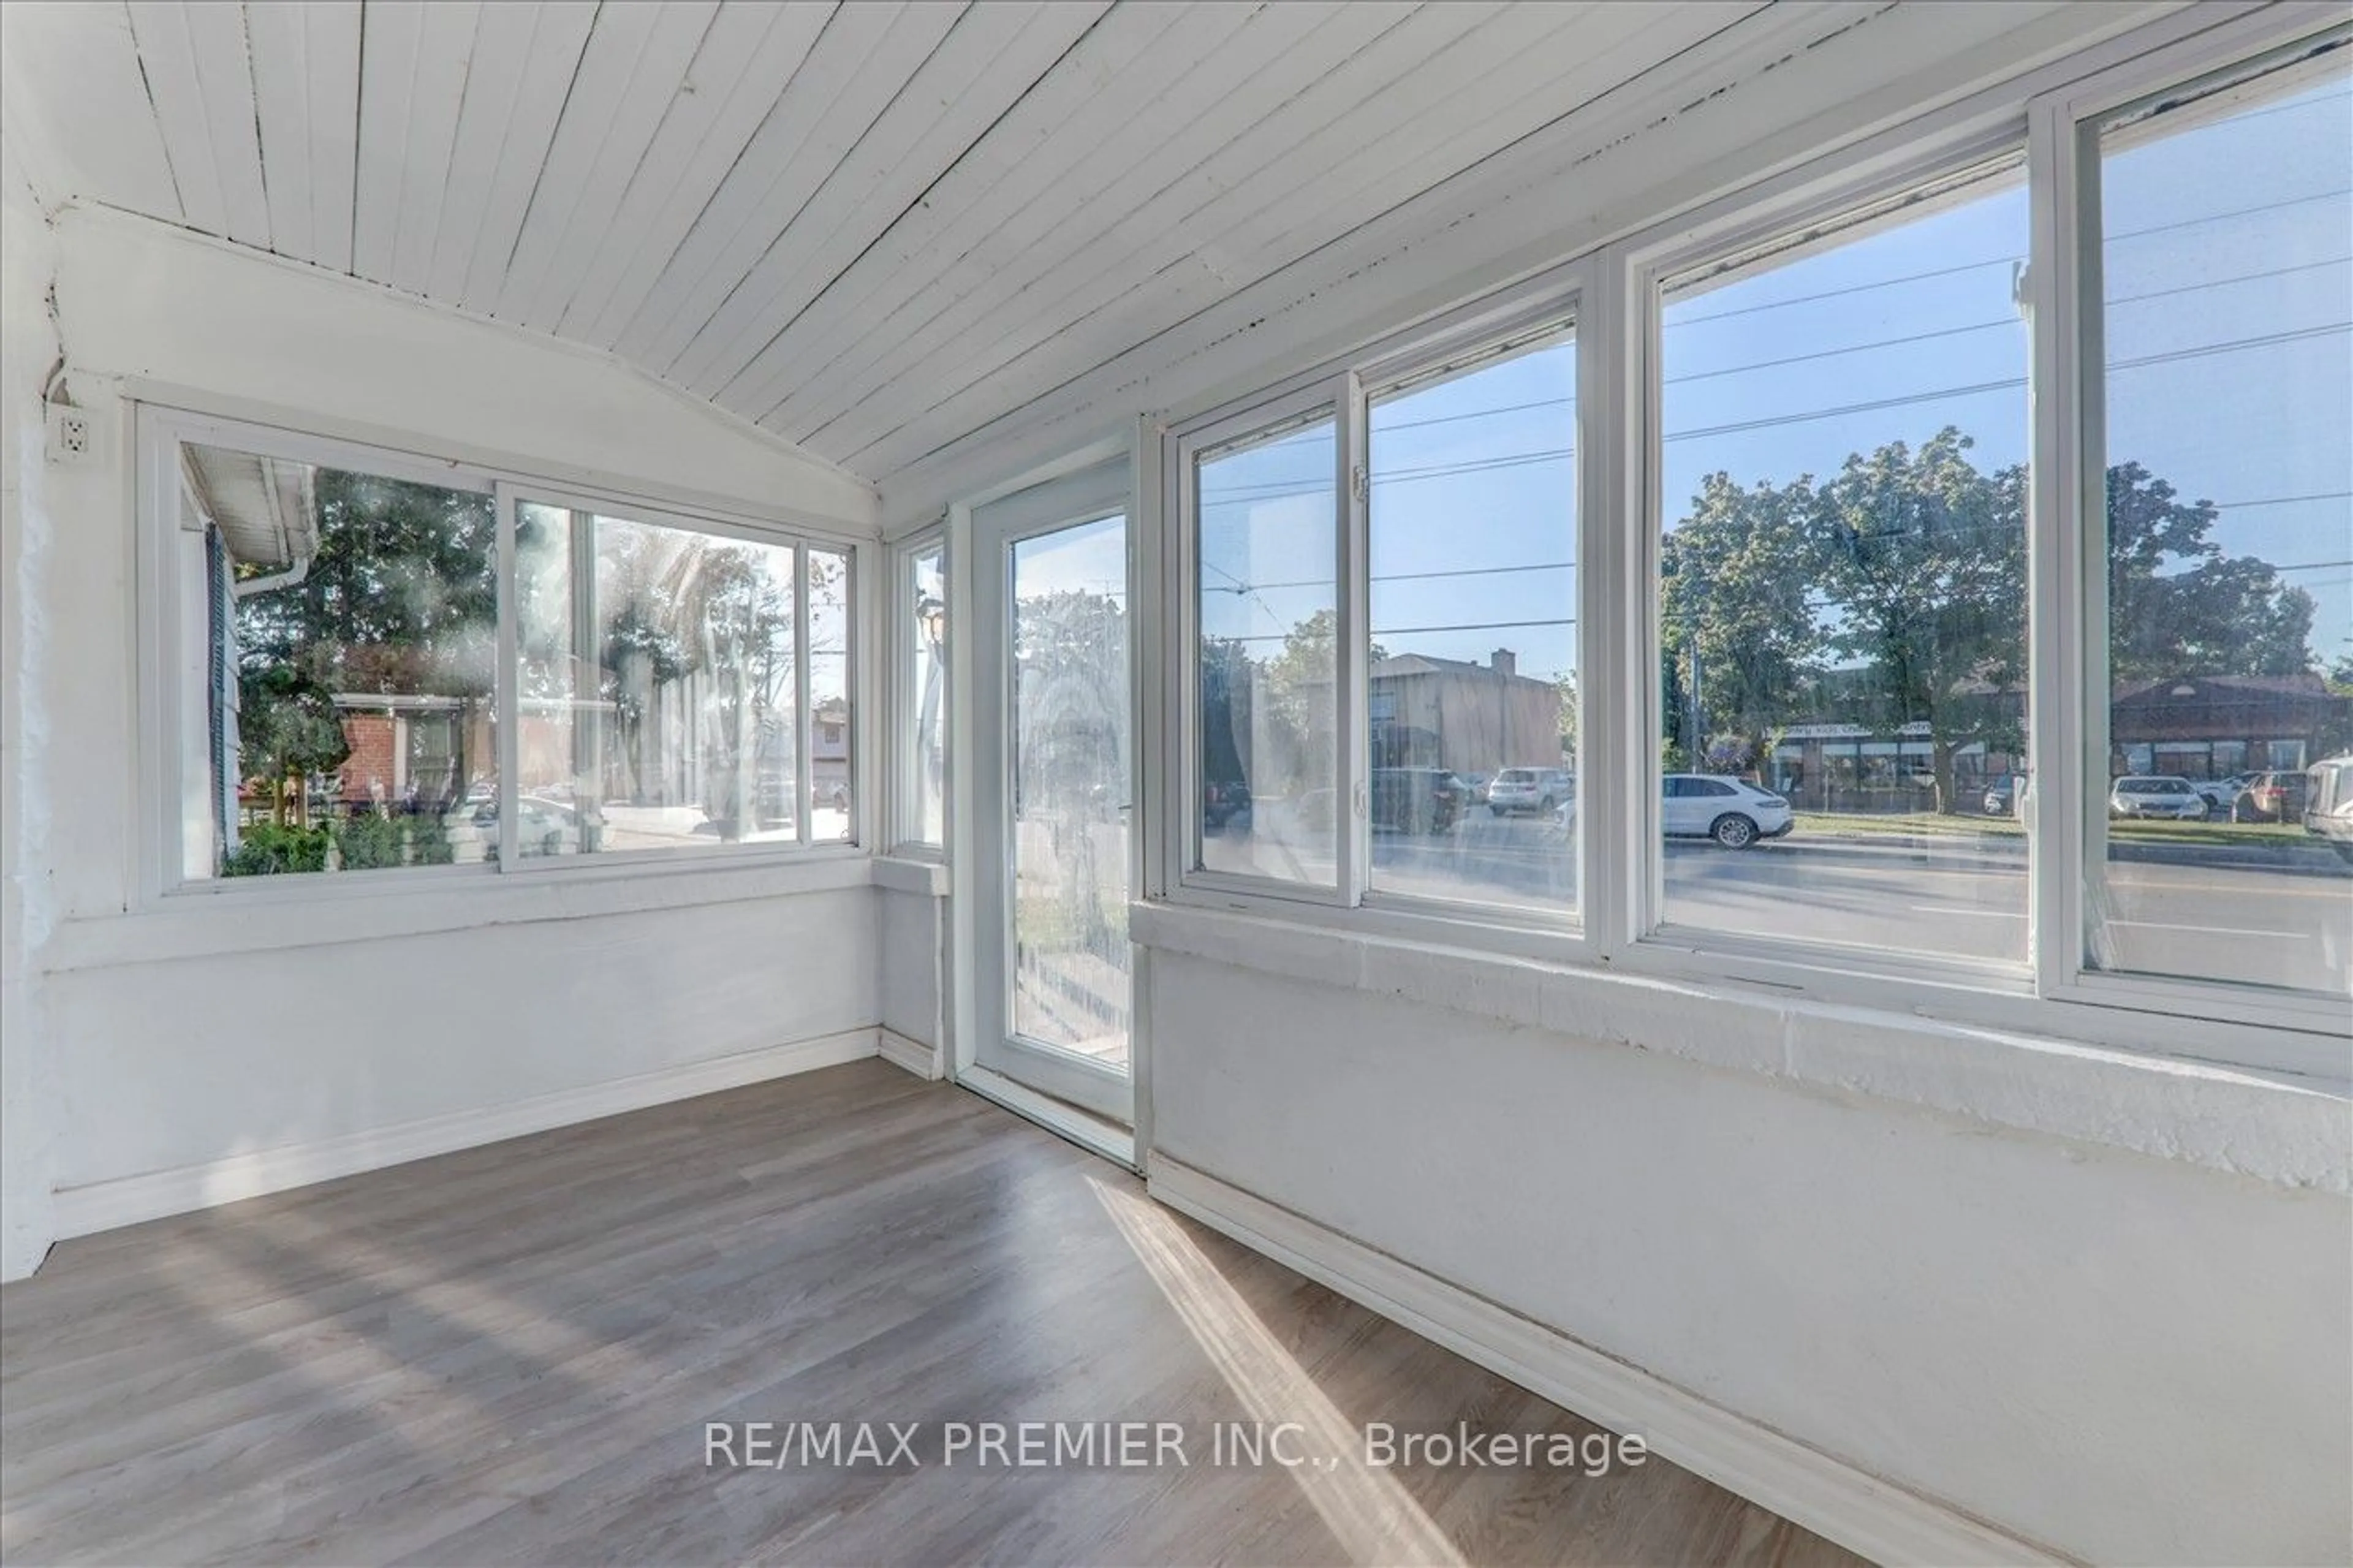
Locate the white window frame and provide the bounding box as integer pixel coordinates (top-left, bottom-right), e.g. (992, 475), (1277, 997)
(2026, 10), (2353, 1040)
(1166, 263), (1601, 959)
(1147, 4), (2350, 1075)
(138, 402), (870, 901)
(887, 525), (950, 859)
(1624, 133), (2037, 994)
(495, 480), (858, 873)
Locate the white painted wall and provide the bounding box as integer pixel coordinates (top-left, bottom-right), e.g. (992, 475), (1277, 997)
(1, 129), (64, 1280)
(1145, 944), (2352, 1566)
(878, 885), (944, 1050)
(2, 205), (885, 1276)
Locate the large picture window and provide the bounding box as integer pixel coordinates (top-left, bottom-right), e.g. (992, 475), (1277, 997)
(2082, 40), (2351, 998)
(156, 413), (859, 885)
(1654, 164), (2031, 963)
(1181, 306), (1584, 928)
(1164, 15), (2347, 1058)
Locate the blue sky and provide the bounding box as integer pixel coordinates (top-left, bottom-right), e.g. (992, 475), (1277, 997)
(1189, 72), (2350, 688)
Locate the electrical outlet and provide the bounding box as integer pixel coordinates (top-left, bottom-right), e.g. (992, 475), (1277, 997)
(46, 405), (93, 465)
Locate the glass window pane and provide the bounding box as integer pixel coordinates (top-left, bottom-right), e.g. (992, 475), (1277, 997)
(1367, 332), (1578, 915)
(1195, 414), (1339, 886)
(1011, 515), (1132, 1066)
(2089, 49), (2352, 994)
(809, 547), (854, 843)
(907, 543), (947, 848)
(1656, 165), (2031, 959)
(183, 442), (496, 877)
(515, 504), (799, 856)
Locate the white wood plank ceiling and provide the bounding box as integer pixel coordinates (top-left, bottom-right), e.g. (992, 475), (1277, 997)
(2, 1), (1778, 482)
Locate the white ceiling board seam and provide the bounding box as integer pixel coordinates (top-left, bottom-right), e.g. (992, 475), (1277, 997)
(756, 0), (1409, 439)
(609, 0), (914, 372)
(423, 1), (536, 303)
(387, 1), (483, 296)
(349, 0), (422, 281)
(124, 3), (225, 237)
(696, 1), (1113, 404)
(306, 0), (357, 274)
(553, 2), (822, 344)
(246, 1), (309, 262)
(795, 0), (1499, 457)
(506, 1), (725, 330)
(662, 0), (976, 391)
(727, 0), (1209, 431)
(492, 1), (676, 321)
(645, 1), (964, 381)
(460, 1), (600, 314)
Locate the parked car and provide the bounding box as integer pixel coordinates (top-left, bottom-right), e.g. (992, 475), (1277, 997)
(1203, 778), (1252, 832)
(1488, 766), (1574, 817)
(2194, 771), (2259, 814)
(2304, 756), (2353, 863)
(2109, 776), (2205, 820)
(2234, 770), (2310, 824)
(1662, 774), (1792, 848)
(463, 793), (583, 856)
(1370, 768), (1466, 835)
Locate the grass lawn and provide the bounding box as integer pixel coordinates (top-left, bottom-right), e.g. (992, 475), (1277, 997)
(1791, 811), (2309, 847)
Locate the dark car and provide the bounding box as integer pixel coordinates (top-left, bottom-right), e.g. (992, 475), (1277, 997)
(2234, 770), (2310, 823)
(1370, 768), (1465, 835)
(1203, 778), (1252, 832)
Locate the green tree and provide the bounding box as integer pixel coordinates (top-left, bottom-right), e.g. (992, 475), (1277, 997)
(1661, 469), (1825, 771)
(235, 664), (349, 826)
(2106, 461), (2316, 679)
(1811, 430), (2026, 814)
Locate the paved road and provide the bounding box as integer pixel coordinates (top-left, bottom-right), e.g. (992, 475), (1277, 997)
(1357, 812), (2350, 994)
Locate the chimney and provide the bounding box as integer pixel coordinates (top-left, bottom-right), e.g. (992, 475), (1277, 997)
(1490, 648), (1517, 679)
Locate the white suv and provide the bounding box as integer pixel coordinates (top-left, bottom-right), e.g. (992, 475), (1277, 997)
(1488, 767), (1573, 817)
(1662, 774), (1794, 848)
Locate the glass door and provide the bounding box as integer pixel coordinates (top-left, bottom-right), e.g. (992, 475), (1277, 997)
(969, 469), (1134, 1125)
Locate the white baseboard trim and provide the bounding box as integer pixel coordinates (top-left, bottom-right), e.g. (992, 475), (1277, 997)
(1148, 1156), (2058, 1568)
(876, 1027), (942, 1080)
(51, 1028), (882, 1241)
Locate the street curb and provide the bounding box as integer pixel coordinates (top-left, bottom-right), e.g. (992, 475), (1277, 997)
(1748, 834), (2347, 881)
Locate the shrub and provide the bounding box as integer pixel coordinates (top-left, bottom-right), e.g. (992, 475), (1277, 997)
(221, 822), (332, 876)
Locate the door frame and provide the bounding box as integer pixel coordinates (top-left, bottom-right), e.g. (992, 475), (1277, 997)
(948, 455), (1143, 1162)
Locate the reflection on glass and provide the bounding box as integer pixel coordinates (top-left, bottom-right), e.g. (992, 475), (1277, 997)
(810, 547), (854, 842)
(1368, 333), (1577, 914)
(1196, 415), (1339, 885)
(515, 504), (798, 855)
(1010, 515), (1132, 1067)
(185, 441), (497, 877)
(2090, 52), (2352, 995)
(1657, 165), (2032, 960)
(909, 544), (947, 847)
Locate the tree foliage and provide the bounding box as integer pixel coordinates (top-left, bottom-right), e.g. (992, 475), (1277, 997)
(1653, 428), (2319, 808)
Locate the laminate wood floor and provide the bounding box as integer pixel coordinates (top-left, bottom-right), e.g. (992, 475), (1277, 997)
(1, 1060), (1867, 1567)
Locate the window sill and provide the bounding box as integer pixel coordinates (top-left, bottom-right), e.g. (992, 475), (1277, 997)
(871, 855), (950, 896)
(40, 851), (877, 972)
(1131, 901), (2353, 1194)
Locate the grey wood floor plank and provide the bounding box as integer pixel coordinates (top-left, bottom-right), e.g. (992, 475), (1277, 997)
(2, 1060), (1866, 1567)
